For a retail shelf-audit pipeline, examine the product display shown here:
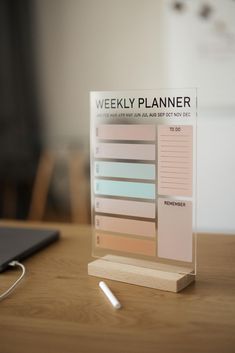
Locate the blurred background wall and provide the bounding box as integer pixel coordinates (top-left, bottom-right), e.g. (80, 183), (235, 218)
(0, 0), (234, 233)
(162, 0), (235, 233)
(34, 0), (165, 146)
(0, 0), (41, 219)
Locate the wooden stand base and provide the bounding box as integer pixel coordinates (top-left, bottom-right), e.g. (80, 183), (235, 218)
(88, 256), (195, 293)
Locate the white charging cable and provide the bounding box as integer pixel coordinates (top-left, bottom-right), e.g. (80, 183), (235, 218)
(0, 261), (26, 301)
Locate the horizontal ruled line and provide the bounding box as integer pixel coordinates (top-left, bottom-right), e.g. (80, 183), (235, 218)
(159, 166), (188, 169)
(160, 161), (189, 164)
(161, 186), (189, 190)
(160, 140), (191, 143)
(161, 181), (189, 185)
(160, 135), (190, 137)
(160, 176), (189, 179)
(160, 156), (189, 158)
(161, 145), (191, 147)
(160, 171), (189, 174)
(160, 150), (189, 153)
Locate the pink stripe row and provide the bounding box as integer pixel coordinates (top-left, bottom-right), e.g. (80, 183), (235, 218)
(96, 124), (156, 141)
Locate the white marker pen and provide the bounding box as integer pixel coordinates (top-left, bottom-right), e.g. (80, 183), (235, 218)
(99, 281), (122, 309)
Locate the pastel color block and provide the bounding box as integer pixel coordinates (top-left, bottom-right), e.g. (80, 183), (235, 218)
(94, 180), (155, 199)
(95, 143), (155, 160)
(95, 198), (155, 218)
(158, 198), (192, 262)
(95, 162), (155, 180)
(96, 124), (156, 141)
(95, 232), (156, 256)
(95, 215), (155, 237)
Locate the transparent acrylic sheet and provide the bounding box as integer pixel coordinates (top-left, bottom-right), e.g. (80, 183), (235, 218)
(90, 89), (197, 276)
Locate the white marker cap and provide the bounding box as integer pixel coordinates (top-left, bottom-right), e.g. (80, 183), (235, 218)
(99, 281), (122, 309)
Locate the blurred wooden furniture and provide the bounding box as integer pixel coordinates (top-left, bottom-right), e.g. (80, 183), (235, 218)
(0, 220), (235, 353)
(28, 151), (55, 221)
(68, 150), (90, 224)
(28, 150), (90, 223)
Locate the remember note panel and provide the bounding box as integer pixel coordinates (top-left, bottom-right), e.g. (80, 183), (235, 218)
(158, 125), (193, 197)
(158, 198), (192, 262)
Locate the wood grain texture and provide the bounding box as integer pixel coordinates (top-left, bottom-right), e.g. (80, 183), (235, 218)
(0, 220), (235, 353)
(88, 258), (195, 292)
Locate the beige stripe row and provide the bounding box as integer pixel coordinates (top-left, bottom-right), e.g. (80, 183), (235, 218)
(95, 216), (155, 238)
(95, 198), (155, 219)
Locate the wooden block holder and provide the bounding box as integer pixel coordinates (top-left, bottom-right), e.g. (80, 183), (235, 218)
(88, 255), (195, 293)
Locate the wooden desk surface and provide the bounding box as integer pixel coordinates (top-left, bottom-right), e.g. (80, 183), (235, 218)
(0, 221), (235, 353)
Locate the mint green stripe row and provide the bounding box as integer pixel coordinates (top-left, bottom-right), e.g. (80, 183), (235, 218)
(95, 162), (155, 180)
(94, 179), (155, 199)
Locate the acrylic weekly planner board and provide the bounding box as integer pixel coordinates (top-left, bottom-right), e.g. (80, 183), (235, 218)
(90, 89), (197, 275)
